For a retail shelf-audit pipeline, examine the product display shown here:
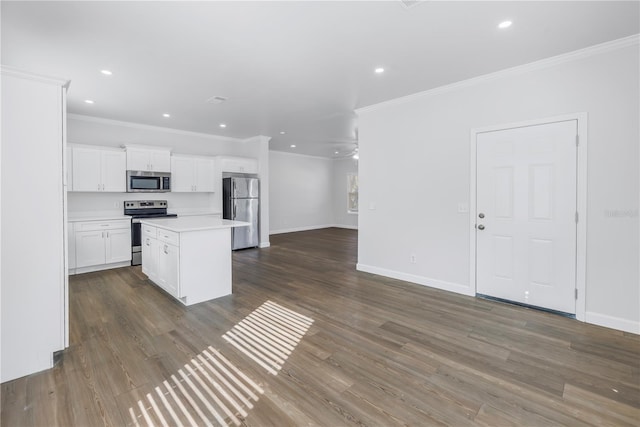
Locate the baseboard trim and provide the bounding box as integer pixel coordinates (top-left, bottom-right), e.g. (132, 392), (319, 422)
(356, 263), (474, 296)
(270, 224), (357, 235)
(333, 224), (358, 230)
(69, 261), (131, 275)
(259, 242), (271, 248)
(585, 311), (640, 335)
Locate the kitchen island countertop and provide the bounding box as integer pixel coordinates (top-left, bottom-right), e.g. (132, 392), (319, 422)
(139, 215), (249, 232)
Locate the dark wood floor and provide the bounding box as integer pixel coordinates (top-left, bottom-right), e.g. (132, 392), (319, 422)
(2, 228), (639, 426)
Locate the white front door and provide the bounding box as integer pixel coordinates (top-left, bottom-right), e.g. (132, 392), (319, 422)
(476, 120), (577, 314)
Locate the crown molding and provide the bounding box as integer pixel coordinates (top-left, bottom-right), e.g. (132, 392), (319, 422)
(67, 113), (245, 143)
(1, 65), (70, 88)
(356, 34), (640, 115)
(269, 149), (335, 160)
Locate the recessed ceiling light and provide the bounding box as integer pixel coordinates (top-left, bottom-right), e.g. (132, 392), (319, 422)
(375, 67), (385, 74)
(280, 131), (286, 135)
(290, 145), (296, 148)
(498, 20), (512, 29)
(353, 153), (359, 160)
(335, 151), (339, 154)
(84, 99), (94, 104)
(219, 123), (227, 128)
(100, 69), (113, 76)
(162, 113), (171, 118)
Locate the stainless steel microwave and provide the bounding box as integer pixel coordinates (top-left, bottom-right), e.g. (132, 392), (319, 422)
(126, 170), (171, 192)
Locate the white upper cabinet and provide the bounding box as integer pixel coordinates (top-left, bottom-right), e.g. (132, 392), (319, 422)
(126, 147), (171, 172)
(216, 156), (258, 174)
(71, 146), (126, 192)
(171, 154), (215, 192)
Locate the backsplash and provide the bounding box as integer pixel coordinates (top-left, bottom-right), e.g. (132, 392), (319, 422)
(67, 192), (219, 217)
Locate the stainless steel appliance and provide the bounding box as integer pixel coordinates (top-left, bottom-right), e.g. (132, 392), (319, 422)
(223, 176), (260, 249)
(124, 200), (177, 265)
(127, 170), (171, 192)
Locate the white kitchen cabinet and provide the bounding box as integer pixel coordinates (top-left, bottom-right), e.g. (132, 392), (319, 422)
(67, 221), (76, 270)
(126, 147), (171, 172)
(171, 154), (215, 192)
(216, 156), (259, 174)
(74, 220), (131, 269)
(142, 233), (159, 279)
(141, 218), (242, 305)
(66, 146), (73, 191)
(71, 146), (126, 192)
(142, 224), (180, 297)
(157, 241), (179, 296)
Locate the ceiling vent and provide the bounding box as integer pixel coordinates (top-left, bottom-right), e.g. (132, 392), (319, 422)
(399, 0), (427, 9)
(206, 96), (227, 104)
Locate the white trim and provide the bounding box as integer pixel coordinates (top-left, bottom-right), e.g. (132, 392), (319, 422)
(69, 261), (131, 276)
(270, 224), (336, 235)
(469, 113), (588, 322)
(334, 224), (358, 230)
(67, 114), (243, 143)
(585, 312), (640, 335)
(1, 65), (70, 88)
(356, 35), (639, 115)
(270, 224), (357, 235)
(356, 264), (474, 296)
(269, 149), (334, 160)
(259, 242), (271, 248)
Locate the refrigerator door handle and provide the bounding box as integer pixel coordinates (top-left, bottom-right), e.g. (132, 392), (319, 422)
(232, 180), (236, 199)
(233, 200), (236, 219)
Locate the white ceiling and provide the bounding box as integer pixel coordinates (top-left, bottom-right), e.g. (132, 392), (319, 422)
(2, 1), (639, 157)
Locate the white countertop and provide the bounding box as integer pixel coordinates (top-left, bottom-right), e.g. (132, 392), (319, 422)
(68, 214), (131, 222)
(140, 215), (249, 232)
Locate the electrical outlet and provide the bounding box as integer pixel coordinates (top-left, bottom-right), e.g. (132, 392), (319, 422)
(410, 254), (416, 264)
(457, 202), (469, 213)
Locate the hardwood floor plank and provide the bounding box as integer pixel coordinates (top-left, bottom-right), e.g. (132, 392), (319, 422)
(2, 228), (639, 426)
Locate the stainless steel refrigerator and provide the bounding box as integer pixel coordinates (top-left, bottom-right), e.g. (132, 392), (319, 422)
(223, 176), (260, 249)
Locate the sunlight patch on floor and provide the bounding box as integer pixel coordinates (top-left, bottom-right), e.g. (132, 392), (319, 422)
(222, 300), (314, 375)
(128, 346), (264, 427)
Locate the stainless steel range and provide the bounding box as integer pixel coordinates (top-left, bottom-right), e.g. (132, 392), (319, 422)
(124, 200), (177, 265)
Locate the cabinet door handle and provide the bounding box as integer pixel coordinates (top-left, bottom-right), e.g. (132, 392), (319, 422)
(163, 244), (168, 254)
(145, 238), (150, 246)
(98, 184), (101, 191)
(106, 231), (110, 238)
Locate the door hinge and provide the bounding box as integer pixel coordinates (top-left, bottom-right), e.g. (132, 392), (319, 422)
(576, 134), (579, 146)
(575, 212), (579, 223)
(575, 288), (578, 300)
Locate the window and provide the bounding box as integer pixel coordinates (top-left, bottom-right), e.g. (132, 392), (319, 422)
(347, 173), (358, 213)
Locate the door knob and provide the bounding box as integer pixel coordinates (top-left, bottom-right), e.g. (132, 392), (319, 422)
(478, 224), (485, 230)
(479, 213), (485, 218)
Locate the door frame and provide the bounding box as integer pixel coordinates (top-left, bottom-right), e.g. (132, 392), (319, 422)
(469, 113), (588, 321)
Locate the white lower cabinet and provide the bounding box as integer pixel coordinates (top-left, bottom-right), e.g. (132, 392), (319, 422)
(141, 222), (232, 305)
(73, 220), (131, 270)
(142, 224), (181, 298)
(157, 241), (179, 296)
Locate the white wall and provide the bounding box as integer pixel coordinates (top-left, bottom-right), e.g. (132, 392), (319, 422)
(67, 115), (271, 244)
(269, 151), (334, 233)
(357, 37), (639, 333)
(2, 69), (66, 382)
(333, 158), (358, 229)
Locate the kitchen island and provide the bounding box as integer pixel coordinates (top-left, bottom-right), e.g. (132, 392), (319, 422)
(140, 216), (249, 306)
